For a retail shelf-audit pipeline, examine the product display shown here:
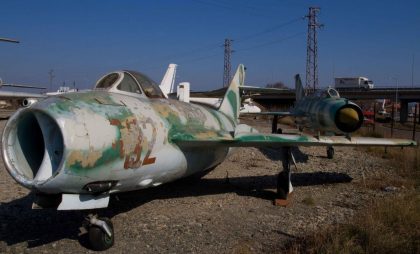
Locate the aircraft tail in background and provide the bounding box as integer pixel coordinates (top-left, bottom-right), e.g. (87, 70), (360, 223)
(159, 63), (177, 97)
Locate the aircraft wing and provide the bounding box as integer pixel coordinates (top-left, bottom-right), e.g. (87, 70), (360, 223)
(189, 86), (289, 98)
(0, 90), (46, 99)
(240, 85), (289, 94)
(171, 126), (416, 148)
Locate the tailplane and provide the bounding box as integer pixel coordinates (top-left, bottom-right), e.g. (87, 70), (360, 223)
(159, 63), (177, 97)
(218, 64), (245, 123)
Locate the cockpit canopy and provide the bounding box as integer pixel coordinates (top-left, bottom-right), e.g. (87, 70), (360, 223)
(95, 70), (165, 99)
(314, 88), (341, 99)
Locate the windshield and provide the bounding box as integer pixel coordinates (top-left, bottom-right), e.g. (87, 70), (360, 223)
(326, 88), (340, 98)
(96, 73), (119, 89)
(128, 71), (164, 98)
(117, 73), (142, 94)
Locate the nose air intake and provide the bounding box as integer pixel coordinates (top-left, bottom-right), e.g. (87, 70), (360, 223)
(334, 105), (363, 133)
(2, 110), (64, 188)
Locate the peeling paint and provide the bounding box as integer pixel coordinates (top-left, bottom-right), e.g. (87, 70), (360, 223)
(68, 150), (103, 168)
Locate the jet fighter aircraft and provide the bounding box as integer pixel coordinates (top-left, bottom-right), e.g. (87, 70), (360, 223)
(255, 74), (369, 159)
(1, 65), (416, 250)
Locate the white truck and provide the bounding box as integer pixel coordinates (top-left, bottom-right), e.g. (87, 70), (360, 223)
(334, 77), (374, 90)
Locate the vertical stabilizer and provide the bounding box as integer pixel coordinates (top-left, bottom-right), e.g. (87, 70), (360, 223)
(295, 74), (304, 101)
(159, 63), (177, 97)
(218, 64), (245, 123)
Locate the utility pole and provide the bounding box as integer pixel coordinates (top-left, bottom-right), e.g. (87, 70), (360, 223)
(305, 7), (323, 94)
(412, 53), (415, 88)
(48, 69), (55, 92)
(223, 38), (233, 87)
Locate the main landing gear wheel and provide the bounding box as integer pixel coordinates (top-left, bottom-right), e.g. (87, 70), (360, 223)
(327, 146), (334, 159)
(87, 216), (114, 251)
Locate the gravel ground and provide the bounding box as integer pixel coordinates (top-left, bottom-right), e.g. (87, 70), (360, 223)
(0, 118), (409, 253)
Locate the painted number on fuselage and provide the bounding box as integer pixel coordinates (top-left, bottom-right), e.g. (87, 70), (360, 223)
(109, 117), (156, 169)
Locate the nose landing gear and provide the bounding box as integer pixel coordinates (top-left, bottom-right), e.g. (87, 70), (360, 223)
(83, 215), (114, 251)
(327, 146), (334, 159)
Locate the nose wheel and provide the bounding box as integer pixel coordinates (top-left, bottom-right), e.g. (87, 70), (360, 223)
(327, 146), (334, 159)
(84, 215), (114, 251)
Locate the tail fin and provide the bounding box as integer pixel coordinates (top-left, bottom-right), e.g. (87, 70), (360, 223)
(295, 74), (304, 101)
(219, 64), (245, 123)
(159, 63), (177, 97)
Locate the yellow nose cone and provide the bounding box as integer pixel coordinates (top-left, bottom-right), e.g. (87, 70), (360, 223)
(338, 108), (359, 126)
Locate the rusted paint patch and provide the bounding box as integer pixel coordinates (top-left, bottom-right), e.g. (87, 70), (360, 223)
(68, 150), (103, 168)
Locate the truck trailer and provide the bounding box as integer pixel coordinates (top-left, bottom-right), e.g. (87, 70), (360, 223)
(334, 77), (374, 90)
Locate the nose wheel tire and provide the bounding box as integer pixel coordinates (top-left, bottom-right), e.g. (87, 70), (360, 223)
(327, 146), (334, 159)
(88, 217), (114, 251)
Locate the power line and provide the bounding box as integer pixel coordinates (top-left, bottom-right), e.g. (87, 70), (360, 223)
(235, 17), (304, 43)
(236, 32), (304, 52)
(120, 14), (303, 70)
(193, 0), (270, 18)
(147, 16), (303, 65)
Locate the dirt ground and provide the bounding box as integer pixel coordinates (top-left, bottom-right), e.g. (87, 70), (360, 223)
(0, 118), (411, 253)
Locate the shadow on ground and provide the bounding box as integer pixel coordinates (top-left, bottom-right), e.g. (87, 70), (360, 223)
(0, 171), (352, 249)
(258, 147), (309, 163)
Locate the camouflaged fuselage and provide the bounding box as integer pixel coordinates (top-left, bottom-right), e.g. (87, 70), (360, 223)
(292, 95), (363, 134)
(2, 90), (235, 194)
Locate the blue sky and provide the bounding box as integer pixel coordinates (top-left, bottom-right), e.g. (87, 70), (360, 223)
(0, 0), (419, 91)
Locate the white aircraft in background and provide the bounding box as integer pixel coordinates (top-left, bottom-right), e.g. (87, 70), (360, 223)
(0, 78), (46, 111)
(159, 63), (263, 113)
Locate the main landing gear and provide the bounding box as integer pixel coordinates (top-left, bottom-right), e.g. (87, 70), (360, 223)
(83, 214), (114, 251)
(271, 116), (293, 206)
(274, 146), (293, 207)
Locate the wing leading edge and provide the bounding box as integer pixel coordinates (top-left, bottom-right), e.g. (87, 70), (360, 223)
(171, 127), (417, 148)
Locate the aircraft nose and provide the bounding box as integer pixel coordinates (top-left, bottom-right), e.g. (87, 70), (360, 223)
(335, 106), (363, 133)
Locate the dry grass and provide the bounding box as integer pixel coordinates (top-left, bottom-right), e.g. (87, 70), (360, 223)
(285, 193), (420, 254)
(301, 195), (316, 206)
(355, 128), (420, 189)
(278, 116), (295, 126)
(357, 146), (420, 191)
(353, 128), (384, 138)
(283, 128), (420, 253)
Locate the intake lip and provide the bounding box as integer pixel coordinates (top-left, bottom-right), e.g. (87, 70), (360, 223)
(334, 104), (364, 133)
(2, 108), (64, 189)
